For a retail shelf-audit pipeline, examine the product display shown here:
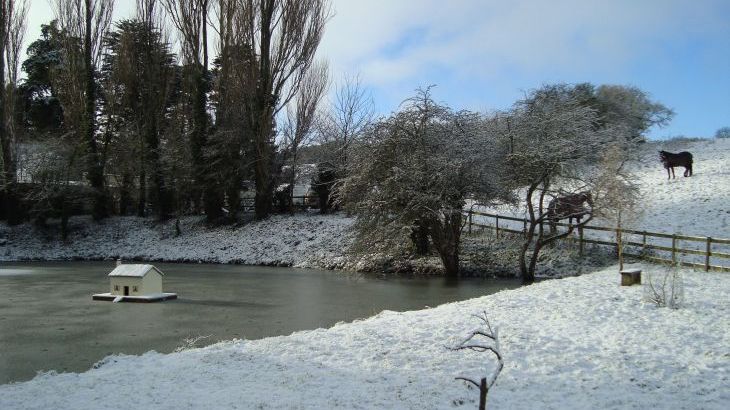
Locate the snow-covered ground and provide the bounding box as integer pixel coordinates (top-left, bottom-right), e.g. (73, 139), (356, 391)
(1, 264), (728, 409)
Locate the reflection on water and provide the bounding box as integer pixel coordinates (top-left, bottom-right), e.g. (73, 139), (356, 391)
(0, 261), (520, 383)
(0, 269), (36, 276)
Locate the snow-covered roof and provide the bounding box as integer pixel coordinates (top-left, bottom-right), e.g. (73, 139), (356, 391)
(108, 264), (164, 277)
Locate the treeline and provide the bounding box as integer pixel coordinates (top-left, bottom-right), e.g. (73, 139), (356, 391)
(0, 0), (334, 232)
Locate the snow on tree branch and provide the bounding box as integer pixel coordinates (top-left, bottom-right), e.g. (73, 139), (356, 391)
(451, 311), (503, 410)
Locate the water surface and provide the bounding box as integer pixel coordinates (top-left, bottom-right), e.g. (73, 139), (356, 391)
(0, 261), (519, 383)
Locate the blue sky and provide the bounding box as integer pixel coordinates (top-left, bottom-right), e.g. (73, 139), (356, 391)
(25, 0), (730, 140)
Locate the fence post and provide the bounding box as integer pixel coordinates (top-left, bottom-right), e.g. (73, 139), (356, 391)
(468, 211), (473, 235)
(671, 235), (677, 265)
(706, 237), (712, 272)
(495, 216), (500, 238)
(523, 219), (527, 238)
(642, 231), (647, 253)
(579, 227), (584, 256)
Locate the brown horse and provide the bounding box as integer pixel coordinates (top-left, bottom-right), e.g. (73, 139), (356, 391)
(546, 191), (593, 232)
(659, 150), (693, 179)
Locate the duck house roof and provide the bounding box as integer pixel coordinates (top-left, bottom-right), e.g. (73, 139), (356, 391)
(108, 264), (164, 278)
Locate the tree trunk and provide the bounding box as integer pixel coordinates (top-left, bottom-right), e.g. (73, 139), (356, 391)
(119, 173), (133, 215)
(519, 215), (539, 284)
(253, 121), (274, 219)
(410, 220), (431, 255)
(0, 2), (12, 223)
(60, 194), (69, 241)
(254, 170), (272, 219)
(525, 242), (543, 285)
(440, 252), (460, 278)
(430, 210), (462, 278)
(144, 119), (171, 220)
(137, 166), (146, 217)
(85, 0), (106, 221)
(186, 65), (221, 222)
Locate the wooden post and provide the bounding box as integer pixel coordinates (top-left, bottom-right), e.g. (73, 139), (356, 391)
(495, 216), (500, 238)
(579, 227), (584, 256)
(523, 219), (527, 237)
(642, 232), (647, 253)
(468, 211), (473, 235)
(671, 235), (677, 265)
(706, 237), (712, 272)
(616, 227), (623, 271)
(567, 222), (573, 250)
(479, 378), (487, 410)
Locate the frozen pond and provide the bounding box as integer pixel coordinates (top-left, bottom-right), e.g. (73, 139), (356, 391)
(0, 262), (520, 384)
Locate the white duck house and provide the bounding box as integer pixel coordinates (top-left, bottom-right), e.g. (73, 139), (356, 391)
(94, 263), (177, 302)
(109, 264), (164, 296)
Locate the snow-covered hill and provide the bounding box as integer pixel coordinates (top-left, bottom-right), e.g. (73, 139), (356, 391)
(633, 138), (730, 238)
(475, 137), (730, 238)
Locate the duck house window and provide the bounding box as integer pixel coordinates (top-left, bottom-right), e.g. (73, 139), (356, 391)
(133, 286), (138, 292)
(114, 285), (119, 291)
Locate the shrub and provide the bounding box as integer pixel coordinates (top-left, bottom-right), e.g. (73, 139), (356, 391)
(643, 266), (684, 309)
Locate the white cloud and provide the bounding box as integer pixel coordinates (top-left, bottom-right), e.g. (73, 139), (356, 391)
(320, 0), (729, 94)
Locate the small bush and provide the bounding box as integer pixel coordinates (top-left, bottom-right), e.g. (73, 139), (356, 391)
(643, 267), (684, 309)
(174, 335), (211, 352)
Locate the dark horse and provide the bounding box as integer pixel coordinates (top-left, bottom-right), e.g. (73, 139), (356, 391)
(546, 191), (593, 232)
(659, 150), (693, 179)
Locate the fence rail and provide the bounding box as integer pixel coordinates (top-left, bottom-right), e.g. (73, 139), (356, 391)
(241, 195), (319, 212)
(465, 210), (730, 273)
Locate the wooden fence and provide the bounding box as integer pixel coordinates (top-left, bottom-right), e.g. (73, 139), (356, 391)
(241, 195), (319, 212)
(465, 210), (730, 272)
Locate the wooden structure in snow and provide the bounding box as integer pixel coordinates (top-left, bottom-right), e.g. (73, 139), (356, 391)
(620, 269), (642, 286)
(93, 263), (177, 302)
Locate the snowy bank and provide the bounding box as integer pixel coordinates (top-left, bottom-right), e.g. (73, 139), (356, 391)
(0, 213), (354, 269)
(1, 264), (728, 409)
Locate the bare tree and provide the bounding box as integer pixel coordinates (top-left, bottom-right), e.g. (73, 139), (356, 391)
(505, 84), (602, 284)
(506, 84), (646, 284)
(232, 0), (331, 219)
(451, 311), (504, 410)
(52, 0), (114, 220)
(281, 59), (328, 209)
(316, 73), (374, 172)
(591, 143), (643, 271)
(0, 0), (28, 223)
